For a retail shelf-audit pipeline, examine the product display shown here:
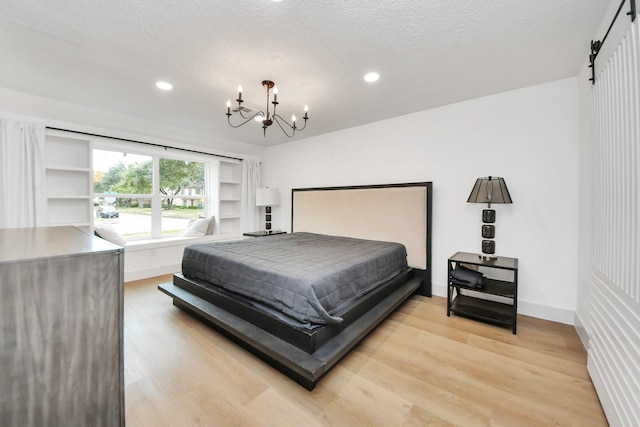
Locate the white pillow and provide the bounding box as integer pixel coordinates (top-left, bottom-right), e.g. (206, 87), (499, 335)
(183, 218), (210, 237)
(206, 216), (215, 235)
(95, 225), (126, 246)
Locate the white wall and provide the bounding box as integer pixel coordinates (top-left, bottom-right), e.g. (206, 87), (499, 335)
(575, 55), (594, 345)
(262, 78), (580, 324)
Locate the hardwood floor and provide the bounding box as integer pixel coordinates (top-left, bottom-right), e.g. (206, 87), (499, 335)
(124, 275), (607, 426)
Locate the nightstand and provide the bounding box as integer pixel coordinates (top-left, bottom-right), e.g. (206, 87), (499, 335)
(242, 230), (287, 237)
(447, 251), (519, 334)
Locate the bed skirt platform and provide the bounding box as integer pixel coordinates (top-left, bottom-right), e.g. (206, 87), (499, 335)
(170, 269), (415, 354)
(158, 274), (422, 390)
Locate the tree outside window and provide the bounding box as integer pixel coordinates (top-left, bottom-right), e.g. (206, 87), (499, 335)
(93, 149), (208, 240)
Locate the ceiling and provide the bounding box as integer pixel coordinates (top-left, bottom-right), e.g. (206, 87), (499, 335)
(0, 0), (609, 147)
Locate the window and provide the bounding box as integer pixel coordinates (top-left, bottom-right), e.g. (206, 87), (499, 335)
(93, 144), (213, 241)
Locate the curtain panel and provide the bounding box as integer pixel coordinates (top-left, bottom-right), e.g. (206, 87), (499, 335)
(240, 159), (261, 232)
(0, 119), (47, 228)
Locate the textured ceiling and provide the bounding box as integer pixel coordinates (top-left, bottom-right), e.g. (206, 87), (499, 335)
(0, 0), (609, 147)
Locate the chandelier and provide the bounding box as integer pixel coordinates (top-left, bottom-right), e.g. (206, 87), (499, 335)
(226, 80), (309, 138)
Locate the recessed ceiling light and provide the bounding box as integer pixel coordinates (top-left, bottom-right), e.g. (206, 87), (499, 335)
(364, 72), (380, 83)
(155, 81), (173, 91)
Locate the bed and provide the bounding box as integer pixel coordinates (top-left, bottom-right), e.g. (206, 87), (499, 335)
(159, 182), (432, 390)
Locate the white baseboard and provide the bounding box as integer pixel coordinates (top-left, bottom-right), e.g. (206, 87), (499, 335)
(432, 282), (576, 325)
(517, 300), (575, 325)
(574, 312), (590, 350)
(432, 282), (448, 299)
(124, 264), (180, 283)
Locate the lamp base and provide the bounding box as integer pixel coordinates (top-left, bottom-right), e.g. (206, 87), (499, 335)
(482, 209), (496, 223)
(480, 239), (496, 260)
(264, 205), (272, 232)
(481, 239), (495, 254)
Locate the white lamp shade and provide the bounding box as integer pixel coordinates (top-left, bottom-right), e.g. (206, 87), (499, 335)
(256, 188), (280, 207)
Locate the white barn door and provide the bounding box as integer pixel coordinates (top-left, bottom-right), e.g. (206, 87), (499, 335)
(589, 6), (640, 426)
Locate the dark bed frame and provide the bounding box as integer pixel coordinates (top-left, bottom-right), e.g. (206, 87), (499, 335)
(158, 182), (432, 390)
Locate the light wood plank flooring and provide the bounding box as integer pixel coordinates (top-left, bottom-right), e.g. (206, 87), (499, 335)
(124, 275), (607, 426)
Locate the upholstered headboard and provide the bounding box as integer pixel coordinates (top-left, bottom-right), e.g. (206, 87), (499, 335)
(291, 182), (432, 296)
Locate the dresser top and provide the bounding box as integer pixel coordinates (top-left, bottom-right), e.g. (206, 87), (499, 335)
(0, 226), (121, 264)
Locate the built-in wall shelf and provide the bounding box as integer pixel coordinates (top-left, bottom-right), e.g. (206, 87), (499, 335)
(44, 134), (92, 228)
(218, 161), (242, 237)
(219, 161), (241, 183)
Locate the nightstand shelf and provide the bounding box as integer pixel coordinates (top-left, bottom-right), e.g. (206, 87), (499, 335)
(478, 277), (515, 298)
(450, 295), (514, 326)
(447, 251), (519, 334)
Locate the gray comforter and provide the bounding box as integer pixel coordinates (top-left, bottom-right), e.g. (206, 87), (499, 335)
(181, 232), (408, 328)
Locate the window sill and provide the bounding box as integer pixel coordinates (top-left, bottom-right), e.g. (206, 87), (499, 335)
(124, 234), (239, 252)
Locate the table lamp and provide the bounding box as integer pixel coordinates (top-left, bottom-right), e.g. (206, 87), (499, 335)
(256, 187), (280, 232)
(467, 176), (512, 259)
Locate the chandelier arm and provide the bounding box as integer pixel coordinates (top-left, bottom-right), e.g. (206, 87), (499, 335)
(272, 115), (296, 138)
(237, 109), (264, 120)
(272, 114), (294, 129)
(295, 117), (308, 131)
(273, 114), (308, 132)
(227, 114), (260, 129)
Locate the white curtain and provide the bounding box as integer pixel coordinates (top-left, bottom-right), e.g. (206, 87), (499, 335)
(0, 119), (47, 228)
(240, 159), (261, 232)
